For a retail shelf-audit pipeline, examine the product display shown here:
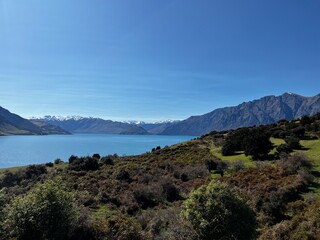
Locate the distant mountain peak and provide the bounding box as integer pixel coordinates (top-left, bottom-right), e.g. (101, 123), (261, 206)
(160, 93), (320, 135)
(285, 92), (295, 95)
(37, 116), (149, 135)
(123, 119), (180, 125)
(32, 115), (90, 121)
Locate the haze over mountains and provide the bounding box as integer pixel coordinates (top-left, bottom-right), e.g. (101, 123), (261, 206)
(1, 93), (320, 136)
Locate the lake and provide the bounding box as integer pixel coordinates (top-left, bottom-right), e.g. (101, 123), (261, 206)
(0, 134), (196, 168)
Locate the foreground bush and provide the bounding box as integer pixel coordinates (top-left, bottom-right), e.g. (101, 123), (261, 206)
(2, 179), (78, 240)
(181, 182), (257, 240)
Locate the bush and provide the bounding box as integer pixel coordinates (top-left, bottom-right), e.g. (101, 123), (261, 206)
(2, 179), (78, 240)
(100, 156), (114, 165)
(116, 170), (131, 182)
(285, 136), (301, 150)
(228, 160), (245, 173)
(105, 214), (142, 240)
(276, 143), (292, 154)
(54, 158), (63, 164)
(260, 200), (320, 240)
(221, 140), (235, 156)
(160, 178), (181, 202)
(25, 165), (47, 179)
(278, 153), (313, 176)
(68, 156), (99, 171)
(45, 162), (54, 167)
(181, 182), (257, 240)
(133, 184), (162, 209)
(92, 153), (101, 159)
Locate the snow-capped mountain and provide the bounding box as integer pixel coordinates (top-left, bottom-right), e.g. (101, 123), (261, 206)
(34, 116), (149, 135)
(31, 115), (88, 121)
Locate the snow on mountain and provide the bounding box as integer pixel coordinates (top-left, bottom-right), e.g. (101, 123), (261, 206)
(31, 115), (88, 121)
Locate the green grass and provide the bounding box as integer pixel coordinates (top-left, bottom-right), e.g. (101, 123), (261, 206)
(299, 139), (320, 171)
(298, 139), (320, 196)
(209, 138), (286, 168)
(210, 147), (254, 167)
(270, 138), (285, 154)
(92, 204), (118, 219)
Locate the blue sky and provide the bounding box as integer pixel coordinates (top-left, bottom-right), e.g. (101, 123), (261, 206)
(0, 0), (319, 121)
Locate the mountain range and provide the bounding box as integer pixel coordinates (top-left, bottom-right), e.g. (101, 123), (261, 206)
(35, 116), (148, 135)
(0, 106), (69, 136)
(160, 92), (320, 135)
(1, 92), (320, 136)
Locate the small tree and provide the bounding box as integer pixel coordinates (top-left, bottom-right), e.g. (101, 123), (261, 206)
(242, 128), (273, 160)
(3, 179), (78, 240)
(285, 136), (301, 150)
(221, 140), (235, 156)
(181, 182), (257, 240)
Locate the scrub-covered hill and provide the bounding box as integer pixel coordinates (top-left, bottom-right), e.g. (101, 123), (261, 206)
(0, 113), (320, 239)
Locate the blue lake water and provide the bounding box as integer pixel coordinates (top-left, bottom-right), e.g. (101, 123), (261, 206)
(0, 134), (196, 168)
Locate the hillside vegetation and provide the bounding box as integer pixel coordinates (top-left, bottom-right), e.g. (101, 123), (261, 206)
(0, 113), (320, 239)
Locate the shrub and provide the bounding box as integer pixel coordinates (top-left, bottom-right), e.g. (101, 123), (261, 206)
(133, 184), (162, 209)
(276, 143), (291, 154)
(25, 165), (47, 179)
(2, 179), (78, 240)
(105, 214), (142, 240)
(228, 160), (245, 173)
(221, 140), (235, 156)
(68, 156), (99, 171)
(174, 164), (209, 182)
(204, 159), (227, 173)
(45, 162), (54, 167)
(278, 153), (313, 176)
(160, 178), (181, 202)
(92, 153), (101, 159)
(54, 158), (63, 164)
(100, 156), (114, 165)
(181, 182), (257, 240)
(285, 136), (301, 150)
(260, 200), (320, 240)
(68, 155), (78, 164)
(116, 170), (131, 182)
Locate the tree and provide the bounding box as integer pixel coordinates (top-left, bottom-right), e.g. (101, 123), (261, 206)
(3, 179), (78, 240)
(222, 127), (273, 159)
(181, 182), (257, 240)
(221, 140), (235, 156)
(285, 136), (301, 150)
(242, 128), (273, 159)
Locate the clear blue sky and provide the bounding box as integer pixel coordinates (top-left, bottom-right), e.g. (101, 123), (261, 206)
(0, 0), (319, 121)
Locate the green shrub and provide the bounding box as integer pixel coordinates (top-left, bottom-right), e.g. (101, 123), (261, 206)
(181, 182), (257, 240)
(2, 179), (78, 240)
(105, 214), (142, 240)
(285, 136), (301, 150)
(68, 156), (99, 171)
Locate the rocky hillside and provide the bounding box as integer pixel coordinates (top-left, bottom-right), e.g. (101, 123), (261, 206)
(0, 106), (69, 135)
(160, 93), (320, 135)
